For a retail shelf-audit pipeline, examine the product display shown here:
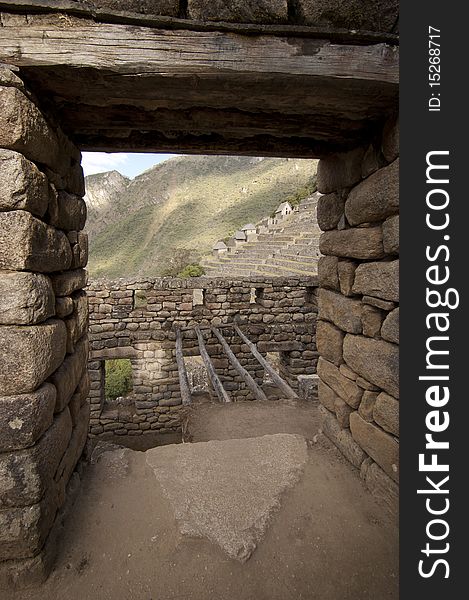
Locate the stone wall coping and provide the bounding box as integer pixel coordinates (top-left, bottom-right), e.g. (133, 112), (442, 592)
(86, 275), (319, 291)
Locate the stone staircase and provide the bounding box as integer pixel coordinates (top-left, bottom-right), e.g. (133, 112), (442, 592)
(202, 193), (321, 277)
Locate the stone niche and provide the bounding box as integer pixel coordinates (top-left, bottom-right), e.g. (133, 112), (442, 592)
(316, 114), (399, 515)
(86, 276), (319, 437)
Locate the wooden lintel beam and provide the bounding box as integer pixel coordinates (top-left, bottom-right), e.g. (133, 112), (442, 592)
(195, 327), (231, 404)
(211, 327), (268, 402)
(175, 328), (192, 406)
(233, 323), (298, 400)
(0, 21), (398, 85)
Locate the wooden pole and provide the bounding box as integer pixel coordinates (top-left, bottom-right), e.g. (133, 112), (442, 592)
(211, 327), (268, 402)
(233, 323), (299, 400)
(195, 327), (231, 404)
(175, 328), (192, 406)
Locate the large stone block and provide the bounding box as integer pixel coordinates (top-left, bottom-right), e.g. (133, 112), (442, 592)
(316, 320), (344, 366)
(316, 193), (344, 231)
(0, 149), (49, 217)
(187, 0), (288, 23)
(343, 334), (399, 398)
(382, 114), (399, 163)
(0, 272), (55, 325)
(334, 397), (353, 429)
(297, 0), (399, 33)
(358, 390), (379, 422)
(373, 392), (399, 436)
(0, 87), (59, 169)
(0, 211), (72, 272)
(54, 403), (90, 507)
(337, 259), (357, 296)
(352, 260), (399, 302)
(318, 288), (362, 334)
(49, 191), (87, 232)
(318, 379), (338, 412)
(317, 256), (339, 291)
(87, 1), (179, 16)
(319, 405), (366, 468)
(50, 269), (87, 297)
(350, 412), (398, 482)
(64, 292), (88, 353)
(0, 408), (72, 509)
(71, 232), (89, 269)
(0, 319), (67, 395)
(317, 147), (365, 194)
(49, 336), (88, 413)
(381, 307), (399, 344)
(345, 159), (399, 226)
(0, 384), (56, 452)
(317, 357), (363, 408)
(0, 492), (57, 561)
(0, 65), (26, 91)
(361, 458), (398, 517)
(383, 215), (399, 255)
(361, 304), (384, 338)
(0, 87), (81, 178)
(319, 227), (384, 260)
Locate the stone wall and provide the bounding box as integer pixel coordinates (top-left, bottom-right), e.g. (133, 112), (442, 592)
(5, 1), (399, 33)
(87, 276), (318, 438)
(316, 114), (399, 514)
(0, 68), (90, 585)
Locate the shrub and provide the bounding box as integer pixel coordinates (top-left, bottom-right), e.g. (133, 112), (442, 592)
(178, 264), (205, 278)
(105, 359), (133, 401)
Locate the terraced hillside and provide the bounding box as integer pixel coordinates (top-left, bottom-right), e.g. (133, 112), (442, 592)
(84, 155), (318, 278)
(201, 193), (321, 277)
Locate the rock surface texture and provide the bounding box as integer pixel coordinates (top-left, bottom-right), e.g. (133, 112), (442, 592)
(146, 434), (308, 561)
(316, 115), (399, 513)
(0, 67), (89, 588)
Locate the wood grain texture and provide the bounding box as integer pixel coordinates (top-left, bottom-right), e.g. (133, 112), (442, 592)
(0, 18), (398, 154)
(175, 328), (192, 406)
(0, 21), (398, 82)
(195, 327), (231, 404)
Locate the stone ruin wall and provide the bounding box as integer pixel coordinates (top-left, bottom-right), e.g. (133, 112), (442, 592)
(0, 68), (90, 584)
(315, 115), (399, 513)
(87, 276), (319, 438)
(3, 1), (399, 33)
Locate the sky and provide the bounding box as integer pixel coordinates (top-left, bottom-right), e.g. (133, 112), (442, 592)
(81, 152), (180, 178)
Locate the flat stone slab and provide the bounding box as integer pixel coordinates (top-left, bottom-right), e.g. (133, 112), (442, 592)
(146, 434), (308, 562)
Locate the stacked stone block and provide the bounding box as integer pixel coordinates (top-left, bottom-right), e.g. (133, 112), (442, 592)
(0, 69), (89, 586)
(87, 276), (318, 437)
(32, 1), (399, 33)
(316, 115), (399, 514)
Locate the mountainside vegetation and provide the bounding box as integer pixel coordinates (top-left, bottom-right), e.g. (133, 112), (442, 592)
(84, 155), (317, 278)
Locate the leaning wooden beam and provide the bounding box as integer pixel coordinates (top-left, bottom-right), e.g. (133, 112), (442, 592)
(175, 328), (192, 406)
(195, 327), (231, 404)
(233, 323), (298, 400)
(211, 327), (268, 402)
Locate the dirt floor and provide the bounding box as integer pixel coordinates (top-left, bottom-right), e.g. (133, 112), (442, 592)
(8, 400), (398, 600)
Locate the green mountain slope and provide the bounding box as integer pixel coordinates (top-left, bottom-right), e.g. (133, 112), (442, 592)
(84, 155), (318, 278)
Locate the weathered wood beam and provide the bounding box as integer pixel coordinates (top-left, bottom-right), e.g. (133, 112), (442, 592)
(195, 327), (231, 404)
(233, 323), (298, 400)
(211, 327), (268, 402)
(56, 104), (366, 142)
(0, 21), (398, 84)
(73, 131), (352, 158)
(175, 328), (192, 406)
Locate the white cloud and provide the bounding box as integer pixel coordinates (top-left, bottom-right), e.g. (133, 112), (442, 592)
(81, 152), (130, 177)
